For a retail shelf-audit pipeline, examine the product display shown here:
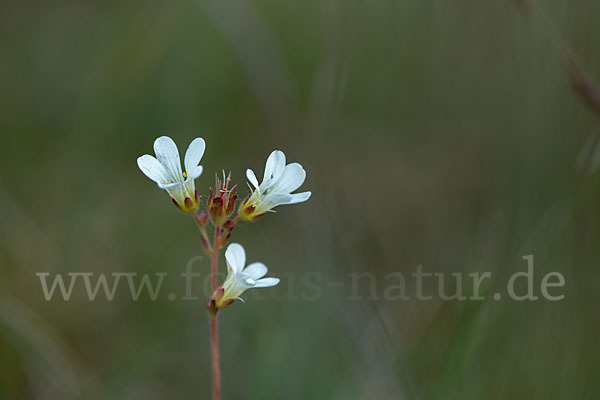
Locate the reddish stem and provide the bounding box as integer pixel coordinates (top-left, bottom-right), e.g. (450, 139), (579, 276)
(211, 226), (221, 293)
(192, 214), (213, 254)
(210, 312), (220, 400)
(210, 226), (221, 400)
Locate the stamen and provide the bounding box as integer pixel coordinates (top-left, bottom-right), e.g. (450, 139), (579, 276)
(183, 171), (187, 178)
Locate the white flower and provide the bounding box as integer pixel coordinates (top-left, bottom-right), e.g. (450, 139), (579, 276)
(137, 136), (206, 213)
(239, 150), (311, 221)
(214, 243), (279, 308)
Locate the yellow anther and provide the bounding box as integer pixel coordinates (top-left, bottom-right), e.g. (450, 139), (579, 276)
(164, 181), (170, 185)
(183, 172), (187, 178)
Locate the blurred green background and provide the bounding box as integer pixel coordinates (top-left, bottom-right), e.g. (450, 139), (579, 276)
(1, 0), (600, 398)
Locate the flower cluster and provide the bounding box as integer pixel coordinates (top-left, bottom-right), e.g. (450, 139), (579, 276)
(137, 136), (311, 309)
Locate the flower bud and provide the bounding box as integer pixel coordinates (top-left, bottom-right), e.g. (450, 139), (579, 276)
(222, 219), (235, 233)
(219, 219), (236, 247)
(196, 211), (210, 227)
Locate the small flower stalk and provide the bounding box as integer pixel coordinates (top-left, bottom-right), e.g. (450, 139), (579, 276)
(137, 138), (311, 400)
(194, 211), (213, 254)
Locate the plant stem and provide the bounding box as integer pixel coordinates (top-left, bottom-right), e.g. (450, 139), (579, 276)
(192, 213), (213, 254)
(210, 311), (220, 400)
(211, 226), (221, 293)
(210, 226), (221, 400)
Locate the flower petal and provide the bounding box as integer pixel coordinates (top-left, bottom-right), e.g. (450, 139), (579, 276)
(163, 182), (185, 205)
(246, 169), (260, 190)
(286, 191), (311, 204)
(244, 262), (268, 280)
(187, 165), (204, 180)
(183, 178), (196, 202)
(275, 163), (306, 193)
(253, 192), (291, 213)
(154, 136), (183, 182)
(267, 191), (311, 207)
(184, 138), (206, 175)
(253, 277), (280, 288)
(225, 243), (246, 273)
(137, 155), (169, 184)
(158, 181), (184, 190)
(263, 150), (286, 182)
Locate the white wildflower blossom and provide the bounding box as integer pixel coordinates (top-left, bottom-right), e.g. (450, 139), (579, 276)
(137, 136), (205, 213)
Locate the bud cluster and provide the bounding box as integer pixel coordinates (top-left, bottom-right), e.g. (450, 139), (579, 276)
(207, 172), (237, 226)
